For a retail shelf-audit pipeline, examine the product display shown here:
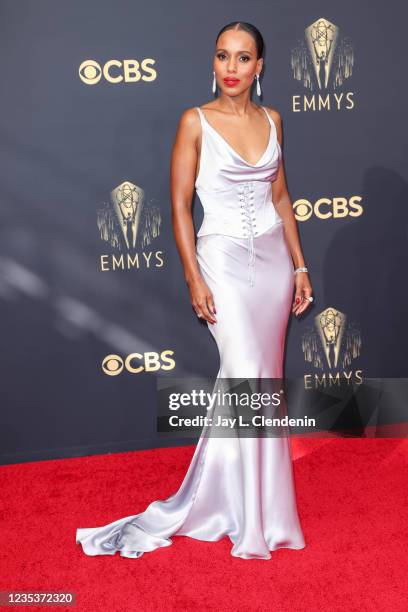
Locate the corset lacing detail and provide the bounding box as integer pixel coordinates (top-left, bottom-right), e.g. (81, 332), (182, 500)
(238, 181), (258, 287)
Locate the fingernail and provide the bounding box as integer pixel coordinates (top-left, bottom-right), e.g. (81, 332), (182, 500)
(296, 298), (300, 304)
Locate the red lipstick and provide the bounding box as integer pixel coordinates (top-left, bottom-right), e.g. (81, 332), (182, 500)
(223, 78), (240, 87)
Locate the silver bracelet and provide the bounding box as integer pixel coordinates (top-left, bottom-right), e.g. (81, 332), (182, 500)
(294, 266), (308, 275)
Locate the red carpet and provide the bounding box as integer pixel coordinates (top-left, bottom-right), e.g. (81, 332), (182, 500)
(1, 438), (407, 611)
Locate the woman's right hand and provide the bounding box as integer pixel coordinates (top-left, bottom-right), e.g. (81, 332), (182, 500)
(188, 276), (217, 325)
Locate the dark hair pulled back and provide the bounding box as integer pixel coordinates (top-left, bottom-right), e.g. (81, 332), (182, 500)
(215, 21), (264, 60)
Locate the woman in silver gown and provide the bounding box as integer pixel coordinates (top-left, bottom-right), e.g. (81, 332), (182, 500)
(76, 21), (313, 561)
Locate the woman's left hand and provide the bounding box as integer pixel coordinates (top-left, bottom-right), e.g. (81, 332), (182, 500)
(292, 272), (313, 317)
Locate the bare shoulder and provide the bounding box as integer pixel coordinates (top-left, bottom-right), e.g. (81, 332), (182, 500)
(173, 106), (202, 149)
(263, 106), (282, 129)
(177, 106), (201, 131)
(263, 106), (283, 144)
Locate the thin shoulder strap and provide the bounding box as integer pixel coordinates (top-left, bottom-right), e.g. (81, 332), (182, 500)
(196, 106), (205, 124)
(261, 106), (273, 126)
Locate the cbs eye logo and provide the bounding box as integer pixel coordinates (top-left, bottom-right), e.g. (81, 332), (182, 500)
(79, 59), (157, 85)
(102, 350), (175, 375)
(293, 196), (363, 221)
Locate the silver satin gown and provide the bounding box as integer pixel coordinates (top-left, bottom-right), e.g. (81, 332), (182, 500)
(76, 105), (306, 560)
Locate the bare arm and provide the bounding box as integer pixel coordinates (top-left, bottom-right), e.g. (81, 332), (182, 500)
(267, 108), (313, 316)
(170, 108), (216, 324)
(268, 109), (306, 269)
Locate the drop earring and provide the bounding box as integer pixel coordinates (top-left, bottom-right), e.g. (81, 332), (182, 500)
(212, 71), (217, 95)
(255, 74), (262, 97)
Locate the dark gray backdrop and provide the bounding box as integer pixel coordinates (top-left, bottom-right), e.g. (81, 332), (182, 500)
(1, 0), (406, 464)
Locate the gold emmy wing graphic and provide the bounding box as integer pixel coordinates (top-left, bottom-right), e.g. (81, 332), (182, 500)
(97, 181), (161, 251)
(291, 17), (354, 91)
(302, 306), (362, 370)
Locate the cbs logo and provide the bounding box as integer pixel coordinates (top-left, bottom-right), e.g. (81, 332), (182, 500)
(293, 197), (363, 221)
(79, 59), (157, 85)
(102, 350), (175, 376)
